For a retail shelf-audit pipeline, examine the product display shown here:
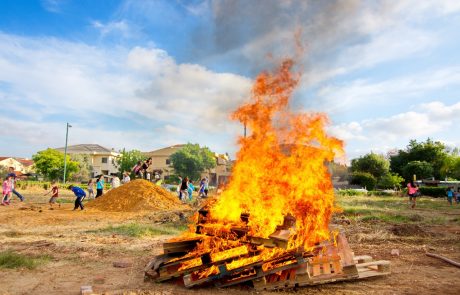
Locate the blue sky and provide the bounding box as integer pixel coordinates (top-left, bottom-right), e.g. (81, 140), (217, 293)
(0, 0), (459, 162)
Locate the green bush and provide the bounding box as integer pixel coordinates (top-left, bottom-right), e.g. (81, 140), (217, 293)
(43, 183), (49, 190)
(350, 172), (377, 190)
(419, 187), (447, 198)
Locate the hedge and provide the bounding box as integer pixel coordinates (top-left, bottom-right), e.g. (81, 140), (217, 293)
(419, 187), (448, 198)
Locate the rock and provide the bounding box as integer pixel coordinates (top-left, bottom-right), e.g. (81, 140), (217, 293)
(113, 260), (133, 268)
(80, 285), (93, 295)
(391, 249), (400, 256)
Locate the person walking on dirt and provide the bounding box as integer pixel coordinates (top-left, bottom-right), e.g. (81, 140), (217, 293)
(141, 158), (152, 180)
(198, 178), (206, 198)
(447, 187), (454, 206)
(44, 181), (60, 209)
(407, 180), (419, 209)
(95, 175), (104, 198)
(187, 181), (195, 201)
(87, 179), (95, 199)
(2, 175), (12, 206)
(180, 177), (189, 202)
(7, 167), (25, 201)
(132, 161), (142, 179)
(69, 185), (86, 211)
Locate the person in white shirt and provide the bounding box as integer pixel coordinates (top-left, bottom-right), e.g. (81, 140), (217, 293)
(122, 171), (131, 184)
(111, 175), (120, 189)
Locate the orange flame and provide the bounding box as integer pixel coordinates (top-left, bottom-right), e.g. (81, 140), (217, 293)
(210, 58), (343, 249)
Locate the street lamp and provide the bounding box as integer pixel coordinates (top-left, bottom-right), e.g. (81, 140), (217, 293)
(63, 122), (72, 183)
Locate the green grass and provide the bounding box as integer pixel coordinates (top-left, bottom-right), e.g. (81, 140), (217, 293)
(92, 222), (189, 238)
(337, 194), (460, 225)
(0, 251), (52, 269)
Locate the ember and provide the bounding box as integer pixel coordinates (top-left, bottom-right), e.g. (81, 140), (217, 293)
(145, 59), (390, 290)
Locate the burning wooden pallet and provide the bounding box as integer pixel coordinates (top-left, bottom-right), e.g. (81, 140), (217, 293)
(145, 211), (390, 290)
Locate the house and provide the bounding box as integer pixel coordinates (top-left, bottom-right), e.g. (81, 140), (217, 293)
(55, 144), (119, 177)
(0, 157), (35, 175)
(143, 144), (232, 185)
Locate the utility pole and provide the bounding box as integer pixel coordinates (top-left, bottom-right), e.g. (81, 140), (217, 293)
(244, 122), (247, 138)
(63, 122), (72, 183)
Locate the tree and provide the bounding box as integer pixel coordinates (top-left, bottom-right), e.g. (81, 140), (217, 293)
(390, 139), (448, 180)
(351, 153), (389, 179)
(402, 161), (434, 181)
(170, 143), (216, 180)
(350, 172), (377, 190)
(116, 149), (144, 176)
(377, 173), (404, 189)
(32, 148), (79, 181)
(70, 154), (93, 181)
(450, 157), (460, 180)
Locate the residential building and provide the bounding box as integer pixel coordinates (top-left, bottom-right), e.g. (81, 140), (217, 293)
(0, 157), (35, 175)
(55, 144), (119, 176)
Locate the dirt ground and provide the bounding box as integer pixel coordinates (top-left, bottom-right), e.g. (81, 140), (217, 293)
(1, 191), (460, 295)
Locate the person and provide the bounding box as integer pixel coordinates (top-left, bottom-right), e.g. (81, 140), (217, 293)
(177, 176), (183, 200)
(407, 180), (419, 209)
(204, 177), (209, 197)
(69, 185), (86, 211)
(447, 187), (454, 206)
(122, 171), (131, 184)
(44, 181), (60, 209)
(7, 167), (24, 201)
(187, 181), (195, 201)
(456, 188), (460, 205)
(87, 179), (95, 199)
(198, 178), (206, 198)
(95, 175), (104, 198)
(180, 177), (189, 202)
(111, 175), (120, 189)
(142, 158), (152, 180)
(2, 175), (12, 206)
(132, 161), (142, 179)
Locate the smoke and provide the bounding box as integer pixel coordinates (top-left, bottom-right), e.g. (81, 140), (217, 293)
(191, 0), (389, 78)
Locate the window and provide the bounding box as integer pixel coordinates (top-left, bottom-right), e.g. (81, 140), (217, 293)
(166, 159), (171, 165)
(101, 157), (108, 164)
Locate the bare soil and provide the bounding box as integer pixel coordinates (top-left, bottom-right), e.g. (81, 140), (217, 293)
(1, 191), (459, 295)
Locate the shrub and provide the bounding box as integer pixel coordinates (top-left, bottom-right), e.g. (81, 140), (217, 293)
(419, 187), (447, 198)
(350, 172), (377, 190)
(367, 190), (395, 196)
(43, 183), (49, 190)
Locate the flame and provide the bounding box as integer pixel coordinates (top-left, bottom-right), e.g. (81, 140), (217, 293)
(170, 57), (343, 281)
(210, 59), (343, 249)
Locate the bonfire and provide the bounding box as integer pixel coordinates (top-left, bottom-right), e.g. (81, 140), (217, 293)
(145, 59), (390, 290)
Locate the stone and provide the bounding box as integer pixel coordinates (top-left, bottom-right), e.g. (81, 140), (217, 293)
(113, 260), (133, 268)
(390, 249), (400, 256)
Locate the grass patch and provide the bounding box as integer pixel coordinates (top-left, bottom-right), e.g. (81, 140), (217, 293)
(56, 198), (74, 204)
(93, 222), (188, 238)
(0, 251), (51, 269)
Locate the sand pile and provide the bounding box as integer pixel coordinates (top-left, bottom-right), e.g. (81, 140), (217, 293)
(87, 179), (185, 212)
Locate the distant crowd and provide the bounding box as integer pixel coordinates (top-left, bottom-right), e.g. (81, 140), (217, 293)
(2, 157), (211, 210)
(406, 180), (460, 208)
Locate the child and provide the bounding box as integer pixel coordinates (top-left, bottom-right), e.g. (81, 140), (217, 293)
(187, 181), (195, 201)
(87, 179), (94, 199)
(407, 180), (419, 209)
(447, 187), (454, 206)
(69, 185), (86, 211)
(456, 189), (460, 205)
(2, 176), (12, 206)
(44, 181), (60, 209)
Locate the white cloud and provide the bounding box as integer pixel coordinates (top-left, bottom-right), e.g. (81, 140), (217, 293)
(91, 20), (136, 39)
(0, 32), (252, 157)
(41, 0), (65, 13)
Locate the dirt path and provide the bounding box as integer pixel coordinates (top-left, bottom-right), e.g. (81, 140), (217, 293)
(1, 196), (460, 295)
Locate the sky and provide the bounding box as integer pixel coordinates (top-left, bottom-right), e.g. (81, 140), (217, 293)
(0, 0), (459, 162)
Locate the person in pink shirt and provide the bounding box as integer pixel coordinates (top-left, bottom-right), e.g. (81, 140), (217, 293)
(407, 180), (419, 209)
(2, 175), (12, 206)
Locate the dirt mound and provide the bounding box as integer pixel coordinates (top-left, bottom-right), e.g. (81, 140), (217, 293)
(86, 180), (185, 212)
(390, 224), (428, 237)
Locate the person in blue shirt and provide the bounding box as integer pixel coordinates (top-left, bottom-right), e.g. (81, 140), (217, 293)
(69, 185), (86, 211)
(187, 181), (195, 201)
(447, 187), (454, 206)
(95, 175), (104, 198)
